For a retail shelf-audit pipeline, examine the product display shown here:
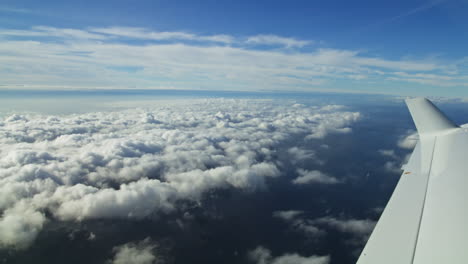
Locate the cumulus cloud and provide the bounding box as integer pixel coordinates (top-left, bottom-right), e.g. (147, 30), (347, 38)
(110, 238), (158, 264)
(383, 161), (402, 173)
(377, 130), (418, 173)
(397, 130), (418, 149)
(0, 202), (46, 249)
(305, 112), (360, 139)
(248, 246), (330, 264)
(378, 149), (403, 173)
(273, 210), (304, 221)
(311, 217), (377, 249)
(311, 217), (376, 237)
(273, 210), (325, 237)
(292, 169), (340, 185)
(377, 149), (398, 159)
(287, 147), (318, 164)
(273, 210), (376, 246)
(0, 99), (360, 248)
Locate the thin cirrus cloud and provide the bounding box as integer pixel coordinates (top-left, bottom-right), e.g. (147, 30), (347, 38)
(89, 26), (235, 44)
(0, 25), (461, 92)
(245, 34), (312, 48)
(0, 26), (108, 40)
(0, 99), (361, 249)
(89, 27), (310, 47)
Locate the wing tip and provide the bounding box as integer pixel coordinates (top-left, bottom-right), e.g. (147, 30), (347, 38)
(405, 97), (458, 135)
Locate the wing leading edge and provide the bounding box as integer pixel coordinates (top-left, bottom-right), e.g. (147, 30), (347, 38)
(357, 98), (467, 264)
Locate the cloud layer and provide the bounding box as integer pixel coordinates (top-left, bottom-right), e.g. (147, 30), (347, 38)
(0, 99), (360, 249)
(0, 26), (464, 92)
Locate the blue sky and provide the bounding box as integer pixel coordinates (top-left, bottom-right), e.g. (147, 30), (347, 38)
(1, 0), (468, 96)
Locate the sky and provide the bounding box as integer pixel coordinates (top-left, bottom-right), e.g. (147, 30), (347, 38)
(1, 0), (468, 96)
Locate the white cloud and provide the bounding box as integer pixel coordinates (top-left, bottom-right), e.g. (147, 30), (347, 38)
(110, 238), (158, 264)
(397, 130), (418, 149)
(306, 112), (360, 139)
(0, 26), (108, 40)
(311, 217), (377, 248)
(273, 210), (376, 247)
(377, 149), (398, 159)
(0, 99), (360, 248)
(287, 147), (317, 164)
(312, 217), (376, 237)
(375, 130), (419, 173)
(249, 246), (330, 264)
(273, 210), (325, 237)
(53, 179), (177, 221)
(383, 161), (402, 173)
(273, 210), (304, 221)
(374, 130), (419, 173)
(378, 149), (403, 173)
(0, 26), (456, 91)
(0, 202), (46, 249)
(246, 34), (311, 48)
(89, 27), (234, 44)
(292, 169), (340, 185)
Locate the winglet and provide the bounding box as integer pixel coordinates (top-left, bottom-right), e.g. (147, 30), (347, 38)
(405, 98), (459, 135)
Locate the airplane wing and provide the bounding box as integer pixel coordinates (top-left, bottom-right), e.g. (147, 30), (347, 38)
(357, 98), (467, 264)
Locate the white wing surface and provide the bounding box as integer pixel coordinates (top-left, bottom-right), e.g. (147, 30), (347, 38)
(358, 98), (467, 264)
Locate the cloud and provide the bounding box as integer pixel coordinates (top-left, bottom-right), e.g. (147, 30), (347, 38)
(53, 179), (177, 221)
(273, 210), (376, 246)
(273, 210), (304, 221)
(0, 25), (456, 92)
(0, 26), (108, 40)
(273, 210), (325, 237)
(374, 130), (419, 173)
(311, 217), (376, 237)
(383, 161), (402, 173)
(397, 130), (418, 149)
(287, 147), (317, 164)
(248, 246), (330, 264)
(377, 149), (398, 159)
(305, 112), (360, 139)
(292, 169), (340, 185)
(110, 238), (158, 264)
(0, 99), (360, 249)
(246, 34), (311, 48)
(378, 149), (403, 173)
(310, 217), (377, 249)
(89, 27), (234, 44)
(375, 130), (419, 173)
(0, 202), (46, 249)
